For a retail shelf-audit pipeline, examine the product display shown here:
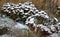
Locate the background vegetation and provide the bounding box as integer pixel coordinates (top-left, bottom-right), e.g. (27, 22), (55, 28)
(0, 0), (60, 37)
(0, 0), (60, 21)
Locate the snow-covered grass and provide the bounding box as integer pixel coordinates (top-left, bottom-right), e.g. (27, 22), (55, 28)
(1, 1), (60, 37)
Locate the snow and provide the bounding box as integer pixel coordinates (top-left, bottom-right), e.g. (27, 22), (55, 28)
(35, 13), (40, 16)
(54, 17), (58, 22)
(39, 11), (49, 19)
(47, 33), (59, 37)
(50, 25), (56, 32)
(0, 34), (15, 37)
(3, 4), (10, 7)
(20, 9), (24, 12)
(14, 22), (29, 29)
(28, 18), (34, 23)
(10, 7), (14, 10)
(25, 8), (29, 10)
(37, 24), (52, 34)
(0, 17), (16, 28)
(26, 17), (35, 24)
(58, 7), (60, 9)
(4, 9), (9, 12)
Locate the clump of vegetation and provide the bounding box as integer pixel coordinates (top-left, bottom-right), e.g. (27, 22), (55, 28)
(0, 1), (60, 37)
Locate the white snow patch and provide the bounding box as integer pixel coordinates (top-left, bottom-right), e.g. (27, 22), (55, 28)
(50, 25), (56, 32)
(47, 33), (59, 37)
(14, 22), (29, 29)
(38, 24), (52, 33)
(54, 17), (58, 22)
(25, 17), (35, 24)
